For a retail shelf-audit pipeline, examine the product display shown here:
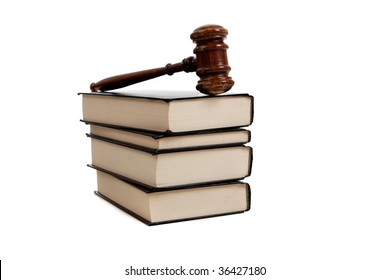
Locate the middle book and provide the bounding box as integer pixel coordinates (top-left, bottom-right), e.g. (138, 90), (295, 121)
(87, 123), (253, 189)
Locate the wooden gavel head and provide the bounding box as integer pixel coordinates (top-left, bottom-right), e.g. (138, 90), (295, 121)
(90, 24), (234, 95)
(191, 24), (234, 95)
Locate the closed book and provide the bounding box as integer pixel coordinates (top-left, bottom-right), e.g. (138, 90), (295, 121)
(88, 135), (253, 188)
(79, 90), (254, 133)
(92, 167), (251, 226)
(83, 121), (251, 153)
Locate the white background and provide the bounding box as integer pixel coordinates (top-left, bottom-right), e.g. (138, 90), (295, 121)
(1, 0), (389, 279)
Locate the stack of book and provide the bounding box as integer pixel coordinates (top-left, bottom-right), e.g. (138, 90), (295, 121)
(80, 90), (254, 225)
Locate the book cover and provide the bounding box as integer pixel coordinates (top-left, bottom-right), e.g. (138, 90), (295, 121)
(88, 135), (253, 188)
(79, 90), (254, 133)
(92, 166), (251, 226)
(83, 121), (251, 154)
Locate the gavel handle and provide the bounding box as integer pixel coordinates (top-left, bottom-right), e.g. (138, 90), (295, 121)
(90, 56), (197, 92)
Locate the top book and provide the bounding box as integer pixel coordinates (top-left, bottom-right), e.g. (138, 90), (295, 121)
(79, 91), (254, 133)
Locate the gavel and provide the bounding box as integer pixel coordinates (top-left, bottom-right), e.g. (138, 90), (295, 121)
(90, 24), (234, 95)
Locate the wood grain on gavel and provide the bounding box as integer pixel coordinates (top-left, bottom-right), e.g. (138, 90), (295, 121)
(90, 24), (234, 95)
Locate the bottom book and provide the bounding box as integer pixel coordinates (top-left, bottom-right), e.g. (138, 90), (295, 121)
(94, 168), (251, 226)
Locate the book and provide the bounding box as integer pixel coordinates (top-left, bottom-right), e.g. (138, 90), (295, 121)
(93, 167), (251, 225)
(79, 90), (254, 133)
(83, 121), (251, 153)
(88, 135), (253, 188)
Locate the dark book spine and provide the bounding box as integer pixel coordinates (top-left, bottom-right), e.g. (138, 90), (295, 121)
(245, 184), (252, 211)
(247, 146), (254, 177)
(249, 95), (255, 125)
